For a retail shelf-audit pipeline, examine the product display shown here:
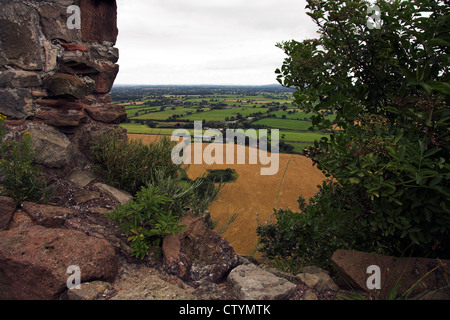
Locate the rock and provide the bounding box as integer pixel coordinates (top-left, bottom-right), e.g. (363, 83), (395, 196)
(73, 189), (101, 204)
(61, 43), (88, 52)
(111, 274), (196, 300)
(0, 225), (117, 299)
(34, 109), (87, 127)
(28, 124), (72, 168)
(21, 202), (76, 228)
(301, 289), (318, 300)
(331, 249), (450, 299)
(162, 214), (239, 284)
(69, 170), (97, 188)
(227, 264), (297, 300)
(0, 88), (31, 119)
(0, 2), (45, 71)
(94, 183), (132, 205)
(80, 0), (119, 44)
(85, 104), (127, 124)
(0, 196), (16, 230)
(8, 209), (35, 229)
(44, 73), (92, 100)
(7, 70), (42, 88)
(296, 271), (339, 292)
(37, 3), (80, 42)
(65, 281), (114, 300)
(35, 98), (83, 110)
(91, 64), (120, 93)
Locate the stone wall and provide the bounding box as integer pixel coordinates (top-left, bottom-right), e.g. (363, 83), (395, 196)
(0, 0), (126, 169)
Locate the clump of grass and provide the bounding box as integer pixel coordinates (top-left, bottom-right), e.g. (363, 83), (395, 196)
(0, 115), (51, 205)
(91, 131), (180, 195)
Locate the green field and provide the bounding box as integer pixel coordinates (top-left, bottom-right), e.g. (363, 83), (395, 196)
(252, 118), (313, 130)
(118, 90), (332, 154)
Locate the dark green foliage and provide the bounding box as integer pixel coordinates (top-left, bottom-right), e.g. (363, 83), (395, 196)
(259, 0), (450, 267)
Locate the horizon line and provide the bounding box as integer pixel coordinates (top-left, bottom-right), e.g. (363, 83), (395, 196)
(112, 83), (285, 87)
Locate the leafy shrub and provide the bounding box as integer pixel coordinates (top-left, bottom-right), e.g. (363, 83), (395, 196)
(0, 116), (51, 205)
(259, 0), (450, 268)
(107, 184), (186, 259)
(91, 132), (180, 195)
(257, 181), (381, 270)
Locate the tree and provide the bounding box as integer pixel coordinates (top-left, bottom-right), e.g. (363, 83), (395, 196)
(264, 0), (450, 260)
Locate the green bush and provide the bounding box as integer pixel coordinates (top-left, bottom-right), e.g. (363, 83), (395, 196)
(259, 0), (450, 268)
(0, 116), (51, 205)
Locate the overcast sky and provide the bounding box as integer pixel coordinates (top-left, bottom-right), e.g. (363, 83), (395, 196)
(114, 0), (319, 86)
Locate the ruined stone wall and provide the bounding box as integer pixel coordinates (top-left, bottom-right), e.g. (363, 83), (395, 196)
(0, 0), (126, 169)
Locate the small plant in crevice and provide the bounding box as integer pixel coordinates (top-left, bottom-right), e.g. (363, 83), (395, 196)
(0, 115), (52, 205)
(106, 184), (187, 259)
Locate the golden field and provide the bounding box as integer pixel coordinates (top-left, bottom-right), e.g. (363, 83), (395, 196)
(128, 134), (326, 255)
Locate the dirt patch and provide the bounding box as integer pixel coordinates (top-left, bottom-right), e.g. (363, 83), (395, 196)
(128, 134), (326, 255)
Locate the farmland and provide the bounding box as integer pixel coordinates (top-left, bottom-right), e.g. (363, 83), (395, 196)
(112, 85), (335, 154)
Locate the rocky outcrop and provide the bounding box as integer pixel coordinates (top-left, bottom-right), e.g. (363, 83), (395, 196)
(0, 0), (126, 170)
(0, 225), (117, 300)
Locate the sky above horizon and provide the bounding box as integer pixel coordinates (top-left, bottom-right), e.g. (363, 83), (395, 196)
(114, 0), (319, 86)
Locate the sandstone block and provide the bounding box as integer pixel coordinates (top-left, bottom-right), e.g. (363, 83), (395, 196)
(0, 225), (117, 299)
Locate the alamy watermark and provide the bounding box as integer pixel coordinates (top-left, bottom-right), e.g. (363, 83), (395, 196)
(366, 265), (381, 290)
(66, 5), (81, 30)
(66, 265), (81, 290)
(171, 121), (280, 176)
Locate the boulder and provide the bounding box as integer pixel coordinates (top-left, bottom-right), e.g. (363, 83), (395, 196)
(0, 196), (16, 230)
(162, 214), (239, 284)
(227, 264), (297, 300)
(332, 249), (450, 299)
(28, 124), (72, 168)
(44, 73), (92, 100)
(0, 225), (118, 299)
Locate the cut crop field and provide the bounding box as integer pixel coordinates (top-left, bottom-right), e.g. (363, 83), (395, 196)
(128, 134), (327, 255)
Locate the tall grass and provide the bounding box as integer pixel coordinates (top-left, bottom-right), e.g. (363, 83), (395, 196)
(91, 130), (180, 195)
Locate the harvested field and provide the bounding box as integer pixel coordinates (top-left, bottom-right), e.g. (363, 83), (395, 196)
(128, 134), (326, 255)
